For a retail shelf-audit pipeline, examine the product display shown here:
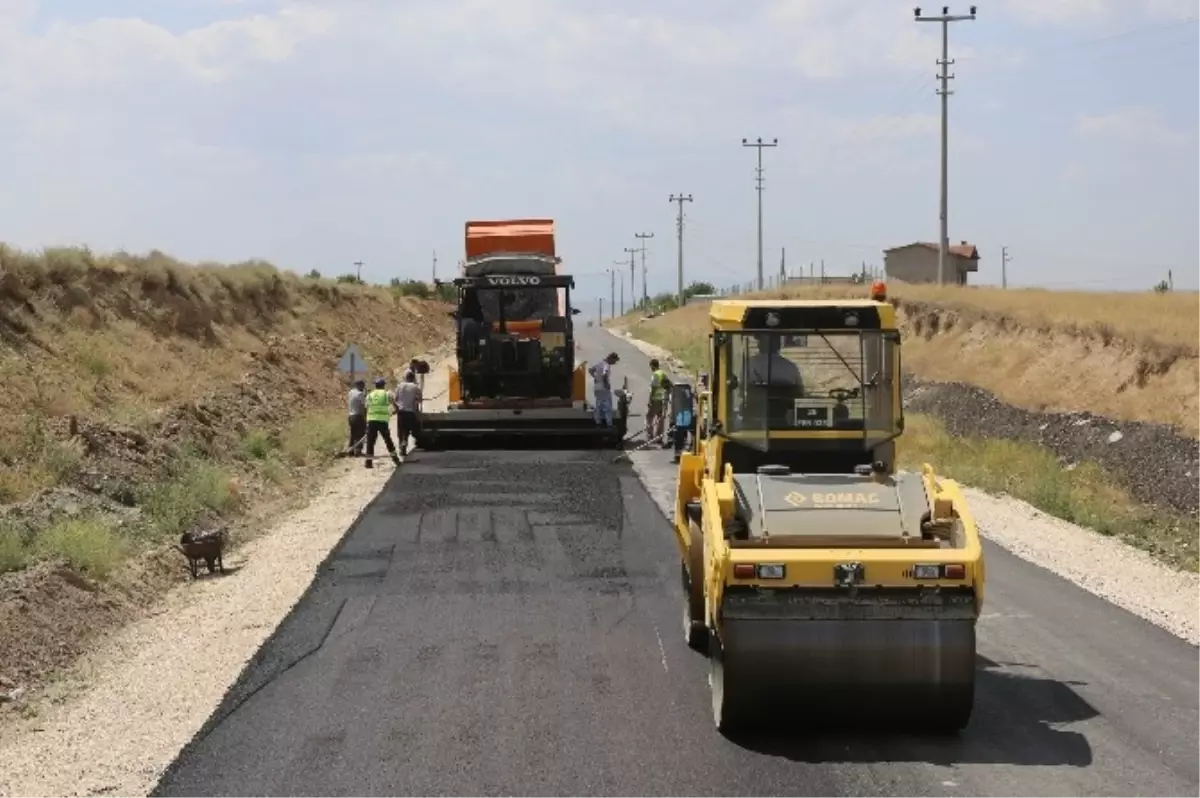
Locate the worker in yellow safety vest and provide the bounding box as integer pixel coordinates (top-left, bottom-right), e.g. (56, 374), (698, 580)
(646, 358), (672, 444)
(364, 377), (401, 469)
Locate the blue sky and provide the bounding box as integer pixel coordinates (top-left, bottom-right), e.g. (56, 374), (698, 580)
(0, 0), (1195, 303)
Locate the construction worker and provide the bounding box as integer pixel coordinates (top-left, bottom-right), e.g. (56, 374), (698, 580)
(403, 357), (425, 391)
(646, 358), (672, 443)
(669, 382), (696, 464)
(394, 370), (422, 456)
(347, 379), (367, 457)
(589, 352), (620, 427)
(364, 377), (401, 469)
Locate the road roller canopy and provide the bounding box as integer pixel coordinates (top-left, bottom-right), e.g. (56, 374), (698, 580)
(707, 299), (902, 452)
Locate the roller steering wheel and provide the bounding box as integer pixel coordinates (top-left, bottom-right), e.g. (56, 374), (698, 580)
(828, 387), (859, 403)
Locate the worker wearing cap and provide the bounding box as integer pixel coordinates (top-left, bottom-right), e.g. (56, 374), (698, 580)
(589, 352), (620, 427)
(347, 379), (367, 457)
(364, 377), (401, 468)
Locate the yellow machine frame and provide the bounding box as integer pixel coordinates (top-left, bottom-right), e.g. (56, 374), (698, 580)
(671, 297), (985, 732)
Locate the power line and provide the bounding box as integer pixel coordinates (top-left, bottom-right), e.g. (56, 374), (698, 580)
(634, 231), (654, 307)
(742, 137), (778, 291)
(915, 4), (978, 285)
(669, 193), (693, 307)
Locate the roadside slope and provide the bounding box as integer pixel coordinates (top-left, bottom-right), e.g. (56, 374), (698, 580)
(0, 244), (454, 699)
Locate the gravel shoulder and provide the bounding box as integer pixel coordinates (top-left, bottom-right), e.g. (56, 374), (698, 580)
(0, 356), (453, 798)
(609, 327), (1199, 646)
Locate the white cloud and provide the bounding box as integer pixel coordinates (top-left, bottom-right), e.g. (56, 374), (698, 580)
(1000, 0), (1197, 25)
(1075, 107), (1193, 148)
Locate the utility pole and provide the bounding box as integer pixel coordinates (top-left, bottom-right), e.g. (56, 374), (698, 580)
(598, 297), (603, 325)
(623, 248), (637, 311)
(608, 268), (616, 320)
(612, 261), (627, 315)
(353, 260), (363, 282)
(614, 261), (624, 312)
(669, 193), (693, 307)
(742, 137), (778, 291)
(915, 5), (976, 285)
(780, 247), (787, 283)
(635, 231), (654, 308)
(432, 250), (437, 283)
(1001, 245), (1011, 288)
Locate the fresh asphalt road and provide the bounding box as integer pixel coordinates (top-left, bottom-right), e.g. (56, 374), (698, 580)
(153, 328), (1199, 797)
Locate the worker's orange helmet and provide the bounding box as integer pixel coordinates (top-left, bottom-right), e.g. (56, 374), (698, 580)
(869, 280), (888, 300)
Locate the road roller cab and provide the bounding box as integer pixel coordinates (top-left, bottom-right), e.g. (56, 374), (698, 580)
(672, 298), (985, 733)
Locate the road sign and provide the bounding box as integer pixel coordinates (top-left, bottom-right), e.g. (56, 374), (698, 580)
(336, 343), (369, 376)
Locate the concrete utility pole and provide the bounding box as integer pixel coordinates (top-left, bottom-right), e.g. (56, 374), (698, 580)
(1001, 245), (1011, 288)
(607, 268), (616, 320)
(742, 137), (778, 291)
(669, 193), (693, 307)
(915, 5), (976, 285)
(353, 260), (364, 282)
(635, 231), (654, 308)
(612, 260), (627, 315)
(623, 248), (637, 311)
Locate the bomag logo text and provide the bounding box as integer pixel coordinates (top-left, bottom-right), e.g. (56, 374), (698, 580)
(812, 492), (880, 504)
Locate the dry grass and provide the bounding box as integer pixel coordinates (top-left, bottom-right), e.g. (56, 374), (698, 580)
(899, 415), (1196, 572)
(620, 310), (1196, 570)
(665, 281), (1198, 353)
(32, 518), (132, 580)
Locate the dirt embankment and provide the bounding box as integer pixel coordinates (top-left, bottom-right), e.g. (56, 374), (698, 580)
(0, 245), (454, 696)
(894, 297), (1198, 439)
(890, 296), (1199, 520)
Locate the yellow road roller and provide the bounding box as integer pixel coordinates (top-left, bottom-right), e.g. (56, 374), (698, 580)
(671, 297), (985, 733)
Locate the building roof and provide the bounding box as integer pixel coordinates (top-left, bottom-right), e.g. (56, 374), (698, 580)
(884, 241), (980, 259)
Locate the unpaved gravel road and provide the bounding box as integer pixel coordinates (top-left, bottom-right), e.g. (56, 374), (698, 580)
(611, 328), (1199, 645)
(0, 354), (453, 798)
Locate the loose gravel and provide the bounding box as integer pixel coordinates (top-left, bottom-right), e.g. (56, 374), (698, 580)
(0, 357), (453, 798)
(905, 377), (1199, 517)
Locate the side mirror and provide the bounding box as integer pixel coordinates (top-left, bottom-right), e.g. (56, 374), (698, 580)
(727, 375), (739, 390)
(622, 376), (629, 390)
(571, 307), (581, 315)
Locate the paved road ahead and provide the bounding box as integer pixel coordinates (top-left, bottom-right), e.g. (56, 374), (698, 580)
(154, 329), (1198, 797)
